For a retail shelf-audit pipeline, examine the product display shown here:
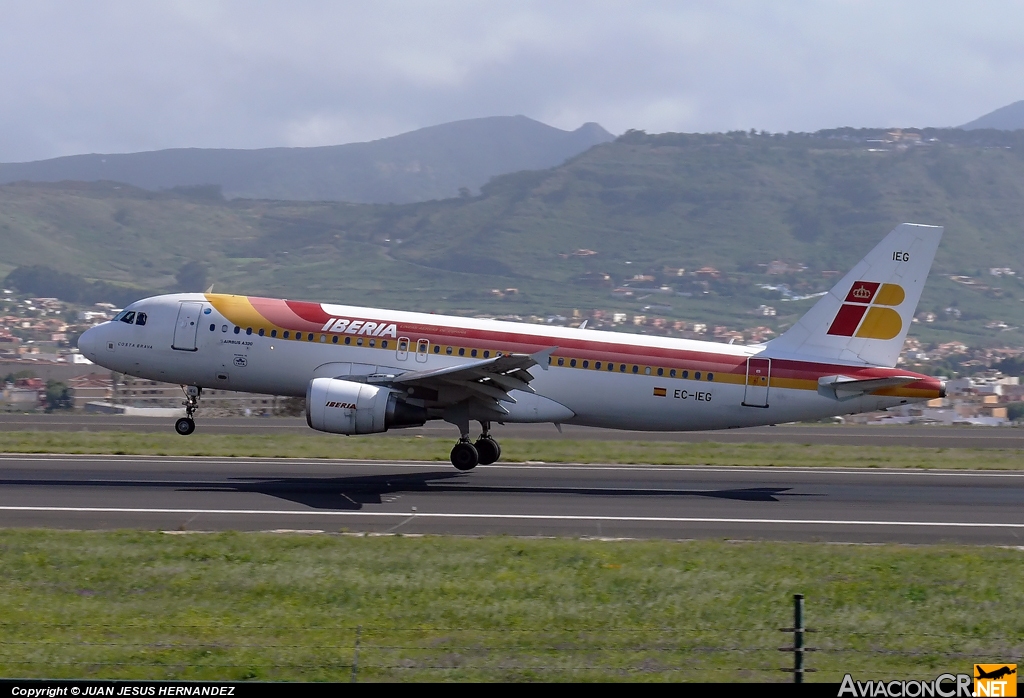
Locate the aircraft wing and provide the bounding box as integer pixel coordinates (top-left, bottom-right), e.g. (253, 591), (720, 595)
(390, 346), (556, 405)
(817, 375), (921, 400)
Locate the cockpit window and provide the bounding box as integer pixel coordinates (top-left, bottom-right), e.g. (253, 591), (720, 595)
(135, 312), (147, 326)
(119, 311), (136, 325)
(113, 310), (129, 322)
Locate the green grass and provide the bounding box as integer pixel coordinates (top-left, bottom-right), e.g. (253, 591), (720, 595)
(0, 531), (1020, 681)
(2, 431), (1024, 469)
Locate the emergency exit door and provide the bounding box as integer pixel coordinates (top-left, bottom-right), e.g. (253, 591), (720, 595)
(172, 302), (203, 351)
(742, 357), (771, 407)
(396, 337), (410, 361)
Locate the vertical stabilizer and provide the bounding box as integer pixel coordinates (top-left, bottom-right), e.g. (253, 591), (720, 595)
(765, 223), (943, 367)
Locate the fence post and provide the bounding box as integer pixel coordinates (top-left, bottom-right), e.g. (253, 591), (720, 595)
(793, 594), (804, 683)
(780, 593), (815, 682)
(350, 625), (361, 683)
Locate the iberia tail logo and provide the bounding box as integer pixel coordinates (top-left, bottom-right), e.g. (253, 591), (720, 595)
(827, 281), (906, 340)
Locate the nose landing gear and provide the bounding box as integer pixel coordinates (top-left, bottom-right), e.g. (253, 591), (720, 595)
(448, 421), (502, 470)
(175, 385), (201, 436)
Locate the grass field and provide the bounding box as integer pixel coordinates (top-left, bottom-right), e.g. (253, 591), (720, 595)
(1, 433), (1021, 682)
(0, 531), (1020, 682)
(2, 431), (1024, 469)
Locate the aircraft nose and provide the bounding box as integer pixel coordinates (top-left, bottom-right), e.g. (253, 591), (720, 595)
(77, 325), (102, 360)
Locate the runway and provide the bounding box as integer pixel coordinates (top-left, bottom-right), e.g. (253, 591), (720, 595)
(3, 414), (1024, 448)
(1, 454), (1022, 544)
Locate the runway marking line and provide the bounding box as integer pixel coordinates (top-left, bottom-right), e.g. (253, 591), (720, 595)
(2, 454), (1023, 478)
(0, 505), (1021, 528)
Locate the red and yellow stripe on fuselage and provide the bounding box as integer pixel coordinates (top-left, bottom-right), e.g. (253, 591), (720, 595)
(204, 293), (943, 401)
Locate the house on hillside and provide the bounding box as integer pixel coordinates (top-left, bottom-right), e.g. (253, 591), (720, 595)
(765, 260), (805, 275)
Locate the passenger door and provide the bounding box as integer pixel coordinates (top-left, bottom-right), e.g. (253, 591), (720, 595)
(172, 302), (203, 351)
(742, 357), (771, 407)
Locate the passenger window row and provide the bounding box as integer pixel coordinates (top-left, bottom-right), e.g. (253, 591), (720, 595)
(436, 345), (494, 359)
(203, 322), (715, 381)
(211, 323), (397, 349)
(553, 355), (714, 381)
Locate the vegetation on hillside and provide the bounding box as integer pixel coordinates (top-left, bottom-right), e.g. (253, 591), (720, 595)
(2, 128), (1024, 345)
(4, 264), (148, 307)
(0, 116), (613, 204)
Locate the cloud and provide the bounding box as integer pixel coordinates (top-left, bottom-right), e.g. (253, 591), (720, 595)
(1, 1), (1022, 161)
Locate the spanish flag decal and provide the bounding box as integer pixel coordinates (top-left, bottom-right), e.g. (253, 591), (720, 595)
(653, 387), (667, 397)
(827, 282), (905, 339)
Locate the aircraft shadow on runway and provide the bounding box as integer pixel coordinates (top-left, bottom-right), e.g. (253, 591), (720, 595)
(0, 471), (817, 510)
(184, 472), (816, 510)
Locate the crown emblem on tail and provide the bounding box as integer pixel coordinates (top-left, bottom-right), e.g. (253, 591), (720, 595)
(829, 281), (906, 339)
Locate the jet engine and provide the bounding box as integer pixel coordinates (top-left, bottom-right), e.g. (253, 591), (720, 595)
(305, 377), (427, 435)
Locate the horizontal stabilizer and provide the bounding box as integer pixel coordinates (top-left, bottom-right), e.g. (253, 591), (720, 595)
(817, 375), (920, 401)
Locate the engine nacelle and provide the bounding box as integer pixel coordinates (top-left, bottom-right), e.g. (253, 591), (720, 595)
(306, 377), (427, 435)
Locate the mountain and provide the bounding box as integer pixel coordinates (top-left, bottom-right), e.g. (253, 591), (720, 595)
(0, 116), (614, 204)
(4, 127), (1024, 346)
(959, 100), (1024, 130)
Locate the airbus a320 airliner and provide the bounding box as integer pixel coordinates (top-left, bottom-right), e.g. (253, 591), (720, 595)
(78, 223), (945, 470)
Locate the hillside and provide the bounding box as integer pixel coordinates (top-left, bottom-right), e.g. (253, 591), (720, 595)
(3, 127), (1024, 347)
(960, 100), (1024, 130)
(0, 116), (613, 204)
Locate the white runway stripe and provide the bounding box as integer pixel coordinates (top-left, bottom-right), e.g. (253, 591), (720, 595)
(0, 505), (1021, 528)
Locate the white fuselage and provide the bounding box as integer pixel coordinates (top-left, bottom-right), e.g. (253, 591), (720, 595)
(77, 293), (941, 432)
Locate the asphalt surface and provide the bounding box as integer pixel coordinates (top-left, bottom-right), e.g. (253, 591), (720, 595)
(1, 454), (1022, 544)
(3, 414), (1024, 448)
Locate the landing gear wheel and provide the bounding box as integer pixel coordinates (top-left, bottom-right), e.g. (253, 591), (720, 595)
(450, 441), (480, 471)
(175, 417), (196, 436)
(177, 385), (201, 436)
(474, 437), (501, 465)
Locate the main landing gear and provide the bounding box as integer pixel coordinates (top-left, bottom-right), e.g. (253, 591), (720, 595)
(449, 421), (502, 471)
(174, 385), (201, 436)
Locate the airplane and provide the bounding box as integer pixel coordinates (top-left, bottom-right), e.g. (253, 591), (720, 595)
(78, 223), (946, 470)
(975, 666), (1016, 680)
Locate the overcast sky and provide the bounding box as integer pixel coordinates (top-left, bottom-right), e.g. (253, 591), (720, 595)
(1, 1), (1021, 162)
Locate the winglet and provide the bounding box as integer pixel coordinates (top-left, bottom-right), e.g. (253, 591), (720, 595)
(530, 346), (558, 371)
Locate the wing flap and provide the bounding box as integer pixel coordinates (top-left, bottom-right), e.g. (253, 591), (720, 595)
(392, 347), (556, 407)
(483, 372), (536, 394)
(440, 377), (516, 403)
